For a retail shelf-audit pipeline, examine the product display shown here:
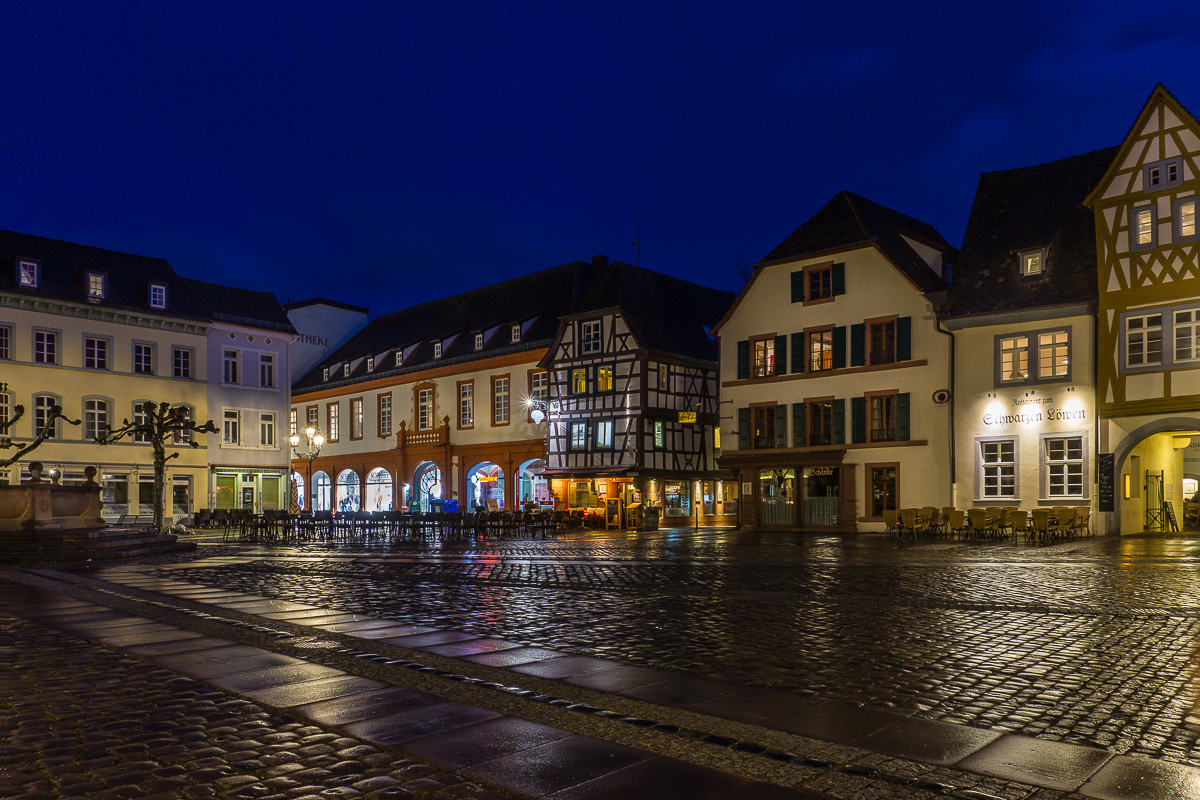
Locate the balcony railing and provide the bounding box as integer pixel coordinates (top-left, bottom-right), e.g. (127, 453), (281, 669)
(753, 436), (775, 449)
(871, 428), (897, 442)
(809, 432), (832, 446)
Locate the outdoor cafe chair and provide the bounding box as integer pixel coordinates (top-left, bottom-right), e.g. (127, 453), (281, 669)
(966, 508), (990, 540)
(940, 506), (954, 536)
(898, 508), (918, 539)
(1074, 508), (1092, 537)
(948, 509), (966, 537)
(1031, 509), (1052, 544)
(1009, 509), (1030, 542)
(882, 509), (899, 537)
(919, 506), (939, 537)
(984, 507), (1003, 537)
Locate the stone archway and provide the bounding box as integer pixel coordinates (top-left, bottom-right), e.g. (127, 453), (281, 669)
(1110, 416), (1200, 534)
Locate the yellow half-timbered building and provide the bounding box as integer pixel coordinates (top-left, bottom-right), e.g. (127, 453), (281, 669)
(1086, 84), (1200, 534)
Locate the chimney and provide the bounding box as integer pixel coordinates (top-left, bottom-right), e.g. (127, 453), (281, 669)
(592, 255), (609, 270)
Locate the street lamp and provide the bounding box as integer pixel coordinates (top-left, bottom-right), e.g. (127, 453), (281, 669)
(289, 426), (325, 512)
(524, 397), (558, 425)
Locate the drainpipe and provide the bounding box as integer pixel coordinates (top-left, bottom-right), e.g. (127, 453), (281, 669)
(934, 313), (955, 507)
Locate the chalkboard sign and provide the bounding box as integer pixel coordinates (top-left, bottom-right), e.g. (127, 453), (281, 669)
(1098, 453), (1115, 512)
(605, 498), (622, 528)
(1164, 501), (1180, 532)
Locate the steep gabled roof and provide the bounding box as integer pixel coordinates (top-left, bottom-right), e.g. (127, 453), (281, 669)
(183, 278), (297, 333)
(564, 261), (735, 362)
(757, 190), (954, 293)
(293, 260), (598, 392)
(948, 146), (1118, 317)
(0, 228), (208, 321)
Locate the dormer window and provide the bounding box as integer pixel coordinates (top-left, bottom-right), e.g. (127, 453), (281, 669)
(474, 332), (484, 350)
(149, 283), (167, 309)
(323, 367), (330, 381)
(511, 324), (521, 343)
(366, 356), (374, 372)
(341, 360), (350, 377)
(433, 340), (443, 358)
(86, 272), (106, 302)
(1018, 248), (1047, 277)
(395, 351), (403, 367)
(17, 259), (38, 288)
(1145, 157), (1184, 191)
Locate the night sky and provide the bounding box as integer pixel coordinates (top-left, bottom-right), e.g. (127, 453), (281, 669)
(4, 2), (1200, 313)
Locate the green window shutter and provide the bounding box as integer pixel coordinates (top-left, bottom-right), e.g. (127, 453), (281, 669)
(774, 335), (787, 376)
(897, 316), (912, 361)
(791, 332), (805, 373)
(897, 392), (911, 441)
(774, 404), (788, 449)
(832, 262), (846, 296)
(850, 323), (865, 367)
(832, 398), (845, 445)
(792, 402), (806, 447)
(851, 397), (866, 444)
(790, 271), (804, 303)
(737, 407), (750, 450)
(737, 340), (749, 380)
(832, 326), (847, 369)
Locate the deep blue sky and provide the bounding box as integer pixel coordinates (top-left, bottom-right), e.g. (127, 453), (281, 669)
(4, 2), (1200, 312)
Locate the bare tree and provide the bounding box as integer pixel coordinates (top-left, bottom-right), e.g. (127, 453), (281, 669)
(96, 401), (217, 530)
(0, 402), (81, 468)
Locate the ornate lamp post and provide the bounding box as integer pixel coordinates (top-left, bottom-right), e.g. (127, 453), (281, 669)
(289, 426), (324, 512)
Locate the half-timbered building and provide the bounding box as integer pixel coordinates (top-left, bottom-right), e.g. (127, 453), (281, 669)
(539, 259), (737, 527)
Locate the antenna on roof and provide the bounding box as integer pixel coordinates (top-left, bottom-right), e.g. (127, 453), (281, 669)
(631, 193), (641, 267)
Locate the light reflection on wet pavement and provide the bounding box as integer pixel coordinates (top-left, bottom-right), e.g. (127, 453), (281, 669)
(149, 529), (1200, 766)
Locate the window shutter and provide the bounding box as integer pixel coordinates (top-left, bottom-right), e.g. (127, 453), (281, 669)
(737, 340), (749, 380)
(897, 392), (911, 441)
(774, 404), (788, 449)
(832, 262), (846, 296)
(737, 407), (750, 450)
(832, 326), (847, 369)
(792, 403), (806, 447)
(791, 332), (805, 373)
(852, 397), (866, 444)
(897, 316), (912, 361)
(790, 271), (804, 303)
(832, 398), (845, 445)
(774, 335), (787, 376)
(850, 323), (865, 367)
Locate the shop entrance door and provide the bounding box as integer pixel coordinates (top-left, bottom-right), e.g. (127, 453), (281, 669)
(801, 467), (840, 527)
(1146, 471), (1165, 532)
(241, 486), (255, 511)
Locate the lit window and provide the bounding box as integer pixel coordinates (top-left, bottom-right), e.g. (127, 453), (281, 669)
(1019, 249), (1046, 276)
(417, 389), (432, 431)
(659, 363), (668, 390)
(149, 283), (167, 309)
(328, 404), (340, 440)
(134, 343), (154, 375)
(85, 337), (109, 370)
(596, 365), (614, 392)
(17, 260), (39, 288)
(34, 330), (57, 364)
(223, 410), (240, 444)
(1177, 198), (1197, 240)
(981, 439), (1016, 498)
(571, 368), (588, 394)
(752, 339), (775, 378)
(581, 320), (602, 354)
(1127, 314), (1163, 366)
(1038, 331), (1069, 378)
(998, 336), (1028, 381)
(307, 406), (318, 428)
(87, 273), (106, 301)
(460, 382), (474, 428)
(595, 419), (613, 449)
(350, 398), (363, 438)
(289, 409), (297, 437)
(654, 420), (664, 449)
(1133, 207), (1156, 249)
(379, 395), (392, 435)
(808, 330), (833, 371)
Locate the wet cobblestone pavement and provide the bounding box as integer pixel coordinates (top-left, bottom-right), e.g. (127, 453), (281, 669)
(150, 530), (1200, 768)
(0, 612), (519, 800)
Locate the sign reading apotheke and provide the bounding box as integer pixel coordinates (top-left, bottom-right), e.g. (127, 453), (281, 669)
(982, 395), (1088, 426)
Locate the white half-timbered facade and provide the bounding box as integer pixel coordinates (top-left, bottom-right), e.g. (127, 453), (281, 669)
(540, 259), (736, 527)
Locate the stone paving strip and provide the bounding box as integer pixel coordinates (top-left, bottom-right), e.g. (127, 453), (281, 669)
(13, 566), (1189, 800)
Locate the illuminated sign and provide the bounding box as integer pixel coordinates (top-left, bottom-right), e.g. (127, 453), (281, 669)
(982, 395), (1087, 425)
(678, 411), (697, 423)
(477, 475), (499, 482)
